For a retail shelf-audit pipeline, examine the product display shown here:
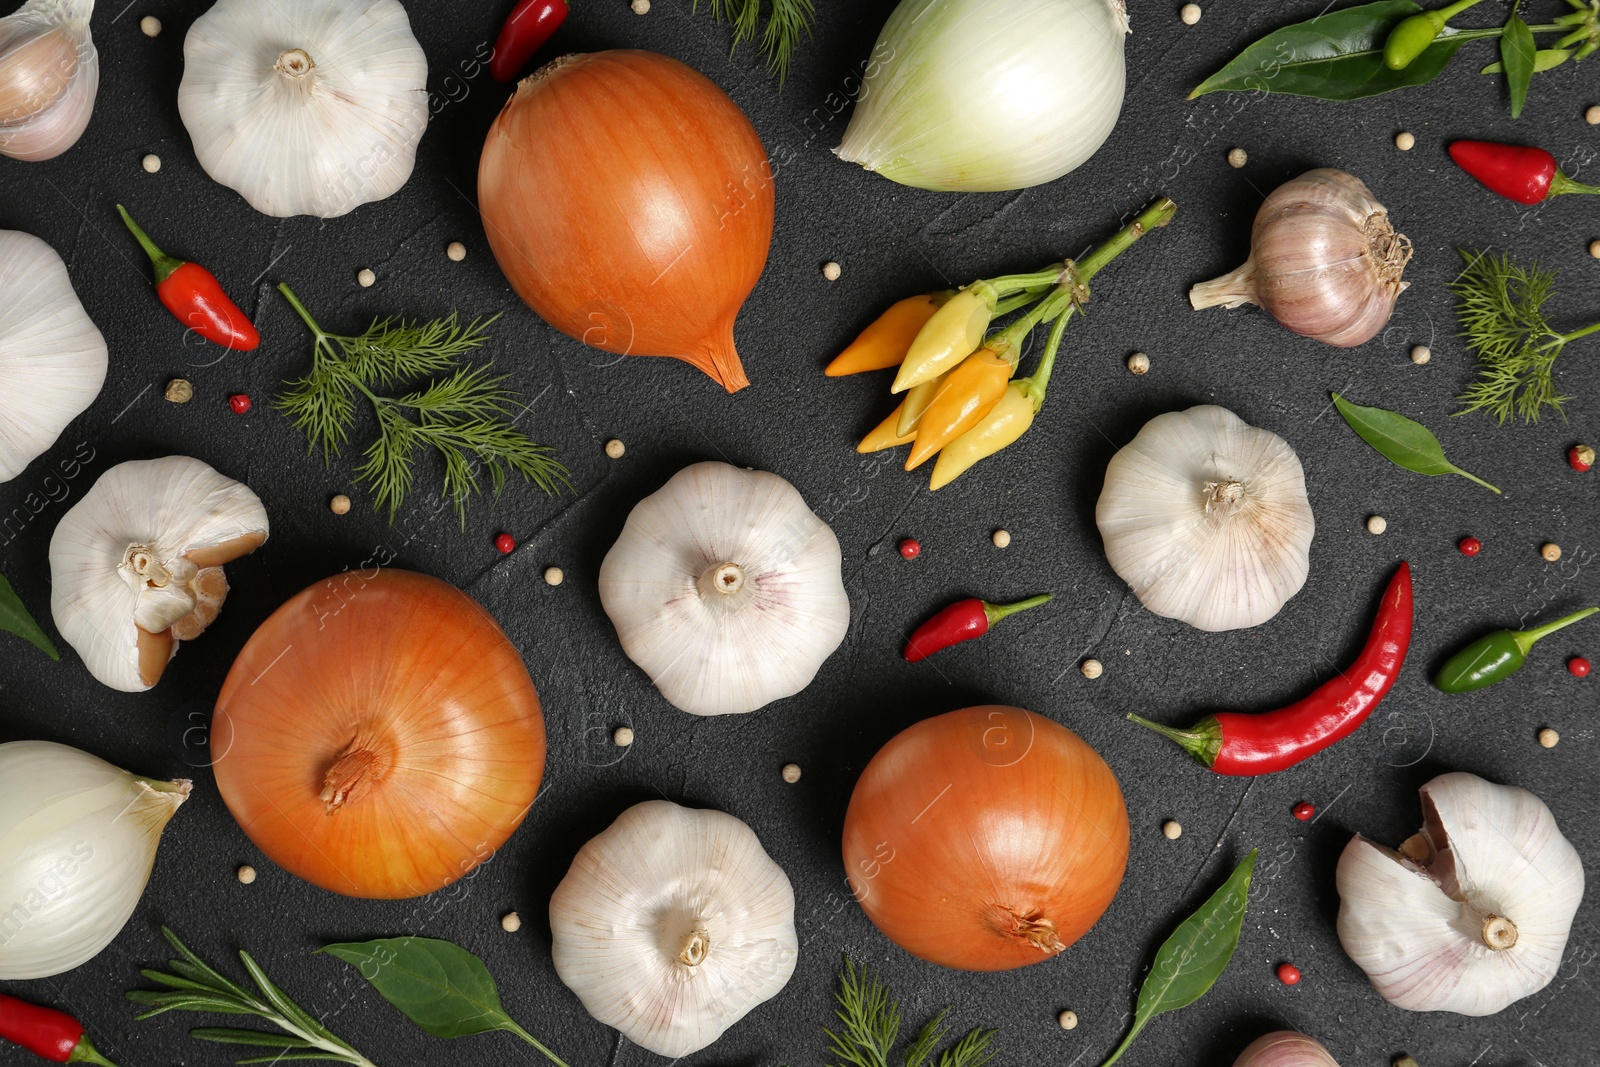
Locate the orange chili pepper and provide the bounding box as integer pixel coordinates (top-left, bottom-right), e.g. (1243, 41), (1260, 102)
(857, 402), (916, 452)
(895, 371), (948, 438)
(825, 293), (950, 376)
(906, 347), (1014, 469)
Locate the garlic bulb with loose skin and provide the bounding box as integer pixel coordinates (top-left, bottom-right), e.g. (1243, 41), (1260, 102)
(1190, 169), (1412, 347)
(0, 230), (106, 482)
(1336, 772), (1584, 1016)
(1233, 1032), (1343, 1067)
(0, 741), (190, 980)
(598, 461), (850, 716)
(0, 0), (97, 161)
(49, 456), (269, 692)
(1096, 406), (1314, 632)
(550, 800), (798, 1057)
(177, 0), (428, 218)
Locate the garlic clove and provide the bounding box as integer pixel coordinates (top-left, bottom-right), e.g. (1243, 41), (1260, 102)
(177, 0), (429, 218)
(0, 230), (107, 482)
(0, 0), (99, 162)
(1336, 772), (1583, 1016)
(49, 456), (269, 691)
(599, 461), (850, 716)
(550, 800), (798, 1057)
(1096, 405), (1313, 631)
(1233, 1031), (1343, 1067)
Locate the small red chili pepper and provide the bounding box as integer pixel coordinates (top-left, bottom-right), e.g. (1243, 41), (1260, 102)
(495, 532), (516, 554)
(1447, 141), (1600, 206)
(904, 594), (1051, 663)
(1458, 535), (1482, 557)
(490, 0), (569, 83)
(1570, 444), (1595, 472)
(897, 538), (921, 560)
(0, 994), (120, 1065)
(117, 205), (260, 351)
(229, 394), (252, 415)
(1292, 801), (1315, 821)
(1277, 962), (1302, 986)
(1129, 563), (1414, 775)
(1571, 657), (1592, 678)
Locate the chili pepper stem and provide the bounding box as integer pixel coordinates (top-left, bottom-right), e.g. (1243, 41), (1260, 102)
(1516, 605), (1599, 652)
(1126, 713), (1223, 768)
(68, 1035), (121, 1067)
(982, 594), (1052, 628)
(1549, 171), (1600, 197)
(116, 205), (185, 283)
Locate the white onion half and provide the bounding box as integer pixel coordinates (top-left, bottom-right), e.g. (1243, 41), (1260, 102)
(836, 0), (1129, 192)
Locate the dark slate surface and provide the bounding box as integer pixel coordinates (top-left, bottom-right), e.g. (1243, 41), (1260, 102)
(2, 1), (1597, 1064)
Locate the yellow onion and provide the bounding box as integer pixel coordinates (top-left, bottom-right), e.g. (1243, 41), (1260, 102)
(479, 51), (773, 392)
(1190, 169), (1412, 347)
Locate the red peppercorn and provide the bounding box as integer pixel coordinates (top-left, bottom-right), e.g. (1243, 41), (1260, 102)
(495, 533), (516, 555)
(1277, 962), (1302, 986)
(1570, 444), (1595, 473)
(898, 538), (921, 560)
(1571, 657), (1592, 678)
(1458, 536), (1482, 557)
(228, 394), (251, 414)
(1292, 801), (1315, 821)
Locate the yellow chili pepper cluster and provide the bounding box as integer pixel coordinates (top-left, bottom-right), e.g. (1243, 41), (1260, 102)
(827, 197), (1178, 490)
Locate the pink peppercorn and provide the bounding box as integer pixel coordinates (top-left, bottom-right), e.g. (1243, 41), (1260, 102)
(1570, 657), (1592, 678)
(1277, 963), (1301, 986)
(495, 533), (516, 554)
(898, 538), (921, 560)
(1458, 536), (1482, 557)
(1292, 802), (1315, 821)
(228, 394), (251, 414)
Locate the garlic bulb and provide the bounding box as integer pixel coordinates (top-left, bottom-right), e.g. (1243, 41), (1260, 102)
(0, 740), (190, 980)
(836, 0), (1128, 192)
(1336, 771), (1584, 1016)
(0, 0), (97, 161)
(177, 0), (428, 218)
(1234, 1032), (1343, 1067)
(550, 800), (798, 1057)
(598, 461), (850, 716)
(1190, 169), (1412, 347)
(1096, 406), (1314, 632)
(49, 456), (269, 692)
(0, 229), (106, 482)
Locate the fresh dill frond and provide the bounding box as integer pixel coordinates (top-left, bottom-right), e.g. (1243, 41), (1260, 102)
(1449, 248), (1600, 425)
(820, 956), (997, 1067)
(694, 0), (814, 82)
(274, 283), (569, 525)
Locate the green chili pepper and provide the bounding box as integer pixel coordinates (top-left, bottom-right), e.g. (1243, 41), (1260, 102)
(1434, 606), (1597, 693)
(1383, 0), (1485, 70)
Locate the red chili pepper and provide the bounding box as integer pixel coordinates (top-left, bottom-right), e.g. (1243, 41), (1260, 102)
(0, 994), (120, 1065)
(490, 0), (569, 83)
(1129, 563), (1413, 775)
(1447, 141), (1600, 205)
(117, 206), (260, 351)
(904, 594), (1051, 663)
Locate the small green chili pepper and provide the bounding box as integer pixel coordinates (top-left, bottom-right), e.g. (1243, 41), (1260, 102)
(1434, 606), (1597, 693)
(1383, 0), (1484, 70)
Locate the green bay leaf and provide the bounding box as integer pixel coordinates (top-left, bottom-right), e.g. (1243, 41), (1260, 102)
(0, 569), (58, 660)
(1190, 0), (1471, 101)
(1331, 393), (1501, 493)
(322, 938), (511, 1041)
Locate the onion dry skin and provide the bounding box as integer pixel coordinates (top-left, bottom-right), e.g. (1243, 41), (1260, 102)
(479, 50), (773, 393)
(842, 705), (1128, 971)
(212, 569), (545, 899)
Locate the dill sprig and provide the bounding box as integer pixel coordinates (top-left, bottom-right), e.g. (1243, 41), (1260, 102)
(1449, 249), (1600, 425)
(817, 957), (997, 1067)
(128, 927), (377, 1067)
(694, 0), (815, 82)
(275, 283), (569, 524)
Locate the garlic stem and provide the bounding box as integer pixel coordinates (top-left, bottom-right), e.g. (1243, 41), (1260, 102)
(698, 562), (746, 598)
(1480, 914), (1518, 951)
(123, 543), (173, 587)
(677, 928), (711, 967)
(275, 48), (315, 79)
(1202, 479), (1245, 516)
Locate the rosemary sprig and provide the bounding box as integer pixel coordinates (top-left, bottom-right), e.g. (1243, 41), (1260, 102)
(1450, 249), (1600, 424)
(129, 927), (376, 1067)
(275, 283), (570, 524)
(694, 0), (815, 82)
(816, 957), (997, 1067)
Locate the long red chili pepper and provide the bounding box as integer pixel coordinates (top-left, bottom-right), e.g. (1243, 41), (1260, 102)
(1129, 562), (1413, 775)
(116, 205), (260, 351)
(0, 995), (119, 1065)
(490, 0), (569, 83)
(905, 594), (1051, 663)
(1448, 141), (1600, 205)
